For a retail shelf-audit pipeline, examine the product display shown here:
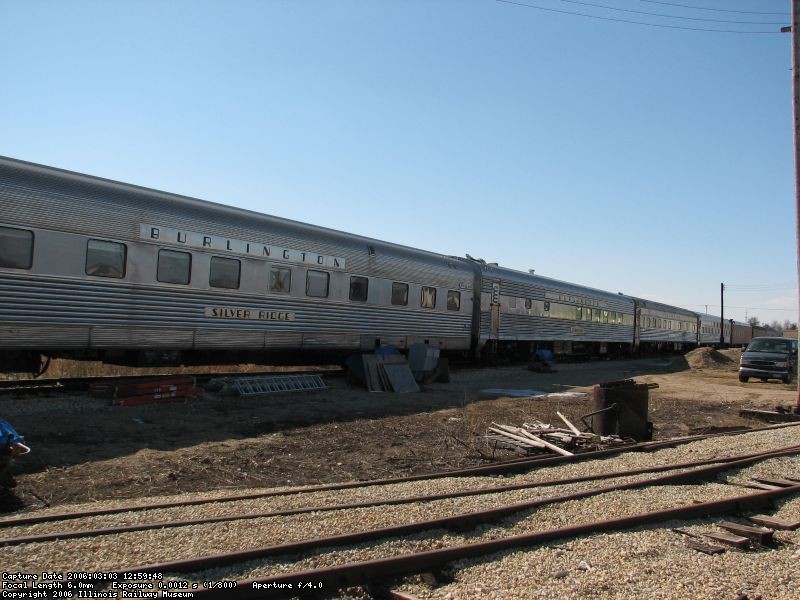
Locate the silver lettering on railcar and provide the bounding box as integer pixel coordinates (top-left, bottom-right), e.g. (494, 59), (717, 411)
(204, 307), (296, 321)
(142, 224), (346, 270)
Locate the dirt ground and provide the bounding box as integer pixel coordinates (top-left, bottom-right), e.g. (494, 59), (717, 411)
(1, 348), (797, 511)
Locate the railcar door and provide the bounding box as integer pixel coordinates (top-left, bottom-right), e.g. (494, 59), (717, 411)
(490, 280), (500, 349)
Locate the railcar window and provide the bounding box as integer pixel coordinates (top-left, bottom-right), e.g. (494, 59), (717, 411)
(157, 249), (191, 284)
(349, 276), (368, 302)
(209, 256), (240, 289)
(391, 282), (409, 306)
(525, 298), (532, 310)
(0, 226), (33, 270)
(421, 286), (437, 309)
(447, 290), (461, 311)
(544, 301), (550, 312)
(306, 270), (329, 298)
(576, 307), (583, 320)
(269, 266), (292, 293)
(602, 310), (609, 323)
(85, 239), (126, 278)
(585, 308), (592, 321)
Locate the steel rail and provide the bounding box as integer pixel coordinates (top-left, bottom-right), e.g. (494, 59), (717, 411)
(0, 367), (344, 395)
(3, 421), (798, 529)
(3, 444), (798, 547)
(191, 482), (800, 599)
(105, 445), (800, 578)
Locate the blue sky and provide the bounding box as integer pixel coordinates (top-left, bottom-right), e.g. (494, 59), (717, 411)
(1, 0), (795, 324)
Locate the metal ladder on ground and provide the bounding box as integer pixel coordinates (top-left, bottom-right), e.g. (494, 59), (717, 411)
(232, 374), (327, 396)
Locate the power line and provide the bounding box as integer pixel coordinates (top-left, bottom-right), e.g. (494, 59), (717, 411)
(680, 304), (798, 312)
(724, 283), (796, 291)
(556, 0), (785, 25)
(637, 0), (789, 16)
(495, 0), (782, 34)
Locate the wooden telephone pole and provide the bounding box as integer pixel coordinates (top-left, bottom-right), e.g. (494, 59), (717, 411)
(792, 0), (800, 408)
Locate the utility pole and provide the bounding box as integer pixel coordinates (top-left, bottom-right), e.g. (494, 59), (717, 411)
(793, 0), (800, 409)
(719, 283), (725, 347)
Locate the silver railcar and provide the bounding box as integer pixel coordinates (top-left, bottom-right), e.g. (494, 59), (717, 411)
(633, 298), (698, 351)
(0, 156), (474, 368)
(473, 263), (635, 356)
(698, 313), (730, 346)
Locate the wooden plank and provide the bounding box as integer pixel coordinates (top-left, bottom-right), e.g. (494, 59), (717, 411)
(748, 514), (800, 530)
(520, 431), (574, 457)
(488, 427), (547, 449)
(556, 411), (582, 436)
(751, 477), (800, 488)
(493, 424), (561, 449)
(718, 521), (774, 544)
(703, 532), (750, 549)
(740, 482), (785, 491)
(686, 540), (726, 555)
(738, 409), (800, 422)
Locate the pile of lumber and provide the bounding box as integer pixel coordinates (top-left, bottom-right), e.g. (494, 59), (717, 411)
(89, 377), (202, 406)
(487, 411), (630, 456)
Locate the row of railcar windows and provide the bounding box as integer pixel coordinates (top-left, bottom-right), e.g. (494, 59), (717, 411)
(642, 316), (697, 332)
(0, 226), (463, 311)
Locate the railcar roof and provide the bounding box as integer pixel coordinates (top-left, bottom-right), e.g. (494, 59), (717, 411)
(629, 297), (697, 318)
(0, 155), (474, 273)
(474, 263), (635, 305)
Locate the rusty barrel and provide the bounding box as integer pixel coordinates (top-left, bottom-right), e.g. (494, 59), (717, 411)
(591, 379), (655, 441)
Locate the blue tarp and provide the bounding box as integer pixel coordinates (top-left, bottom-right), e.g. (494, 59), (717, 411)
(0, 419), (24, 448)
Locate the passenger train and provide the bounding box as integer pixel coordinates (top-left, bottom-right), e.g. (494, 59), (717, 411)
(0, 156), (771, 374)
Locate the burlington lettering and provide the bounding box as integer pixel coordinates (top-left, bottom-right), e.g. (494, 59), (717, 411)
(140, 224), (346, 270)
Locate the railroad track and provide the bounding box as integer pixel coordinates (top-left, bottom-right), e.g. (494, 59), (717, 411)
(3, 424), (800, 598)
(1, 421), (795, 530)
(0, 367), (345, 395)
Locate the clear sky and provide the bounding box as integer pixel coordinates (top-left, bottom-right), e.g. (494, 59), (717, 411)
(1, 0), (796, 325)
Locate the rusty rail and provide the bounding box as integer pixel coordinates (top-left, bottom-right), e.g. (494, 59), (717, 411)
(105, 445), (800, 578)
(4, 421), (798, 530)
(2, 444), (798, 547)
(191, 482), (800, 599)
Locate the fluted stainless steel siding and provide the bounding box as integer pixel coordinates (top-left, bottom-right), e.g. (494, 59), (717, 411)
(477, 265), (635, 343)
(0, 156), (475, 352)
(0, 272), (471, 350)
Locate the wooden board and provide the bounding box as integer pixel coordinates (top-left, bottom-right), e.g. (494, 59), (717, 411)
(748, 514), (800, 530)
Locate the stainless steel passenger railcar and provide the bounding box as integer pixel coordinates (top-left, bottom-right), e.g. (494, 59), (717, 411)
(633, 299), (698, 352)
(472, 263), (636, 357)
(698, 313), (730, 347)
(0, 156), (474, 370)
(0, 156), (745, 372)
